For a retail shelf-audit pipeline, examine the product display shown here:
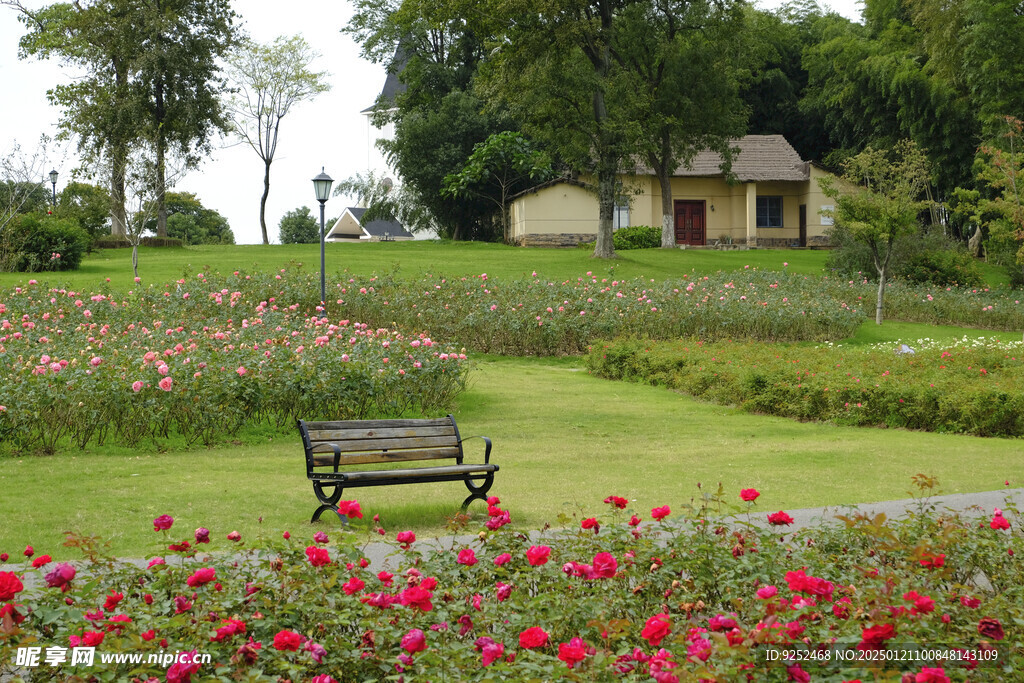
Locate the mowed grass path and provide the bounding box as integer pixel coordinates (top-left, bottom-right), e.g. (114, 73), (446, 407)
(2, 354), (1020, 560)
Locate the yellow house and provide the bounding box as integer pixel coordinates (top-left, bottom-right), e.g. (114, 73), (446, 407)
(509, 135), (837, 248)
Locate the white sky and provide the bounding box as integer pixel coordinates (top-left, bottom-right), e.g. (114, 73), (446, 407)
(0, 0), (862, 245)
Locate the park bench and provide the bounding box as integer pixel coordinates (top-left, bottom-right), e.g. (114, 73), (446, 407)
(297, 415), (498, 523)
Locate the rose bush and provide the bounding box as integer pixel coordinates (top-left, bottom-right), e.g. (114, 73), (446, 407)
(0, 270), (468, 452)
(0, 481), (1018, 681)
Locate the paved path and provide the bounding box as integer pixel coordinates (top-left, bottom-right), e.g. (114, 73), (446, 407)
(355, 487), (1024, 570)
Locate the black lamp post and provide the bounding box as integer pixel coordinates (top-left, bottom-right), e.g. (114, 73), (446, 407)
(49, 169), (58, 207)
(312, 167), (334, 319)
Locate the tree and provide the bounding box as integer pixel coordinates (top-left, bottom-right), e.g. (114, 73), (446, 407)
(6, 0), (136, 236)
(131, 0), (238, 238)
(56, 181), (111, 239)
(0, 136), (53, 237)
(142, 191), (233, 244)
(615, 0), (748, 247)
(278, 207), (320, 244)
(335, 171), (437, 236)
(819, 140), (932, 325)
(7, 0), (238, 239)
(345, 0), (510, 241)
(481, 0), (634, 258)
(226, 35), (331, 245)
(973, 117), (1024, 281)
(441, 132), (553, 243)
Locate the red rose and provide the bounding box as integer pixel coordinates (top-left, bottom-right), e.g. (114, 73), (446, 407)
(768, 511), (795, 526)
(990, 514), (1010, 530)
(396, 531), (416, 549)
(915, 667), (950, 683)
(0, 571), (24, 600)
(211, 619), (246, 642)
(785, 569), (834, 601)
(186, 568), (216, 587)
(153, 515), (174, 531)
(651, 505), (671, 521)
(401, 628), (427, 654)
(604, 495), (628, 509)
(31, 554), (52, 568)
(305, 546), (331, 567)
(166, 650), (201, 683)
(82, 630), (105, 647)
(337, 500), (363, 519)
(591, 552), (617, 579)
(226, 530), (242, 542)
(342, 576), (364, 595)
(399, 585), (434, 612)
(581, 517), (600, 533)
(519, 626), (549, 649)
(194, 528), (210, 544)
(103, 591), (124, 610)
(557, 637), (588, 668)
(858, 623), (896, 650)
(457, 548), (478, 566)
(920, 553), (945, 568)
(23, 545), (33, 558)
(526, 545), (551, 566)
(44, 563), (76, 591)
(141, 629), (156, 641)
(273, 629), (304, 651)
(978, 617), (1004, 641)
(740, 488), (760, 502)
(641, 613), (671, 646)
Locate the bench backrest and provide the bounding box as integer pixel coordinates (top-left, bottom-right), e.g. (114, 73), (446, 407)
(298, 415), (463, 476)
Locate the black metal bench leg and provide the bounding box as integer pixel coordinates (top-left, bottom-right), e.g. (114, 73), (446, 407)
(312, 482), (344, 523)
(461, 473), (495, 511)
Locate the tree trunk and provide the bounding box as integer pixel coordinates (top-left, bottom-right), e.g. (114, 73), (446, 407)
(156, 129), (167, 238)
(110, 147), (127, 237)
(594, 164), (617, 258)
(260, 159), (271, 244)
(132, 244), (139, 280)
(658, 169), (674, 248)
(873, 241), (893, 325)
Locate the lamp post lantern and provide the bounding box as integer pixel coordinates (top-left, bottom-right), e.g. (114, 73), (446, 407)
(312, 167), (334, 319)
(48, 169), (58, 208)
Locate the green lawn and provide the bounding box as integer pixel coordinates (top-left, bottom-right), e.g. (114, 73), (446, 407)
(3, 242), (828, 291)
(2, 351), (1020, 560)
(1, 244), (1020, 559)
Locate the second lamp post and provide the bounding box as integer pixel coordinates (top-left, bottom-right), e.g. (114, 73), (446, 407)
(312, 168), (334, 320)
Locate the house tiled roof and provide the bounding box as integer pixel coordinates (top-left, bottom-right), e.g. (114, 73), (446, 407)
(670, 135), (809, 182)
(346, 207), (412, 239)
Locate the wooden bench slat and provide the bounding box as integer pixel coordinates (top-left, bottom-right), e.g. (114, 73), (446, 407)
(309, 435), (458, 453)
(332, 463), (498, 482)
(308, 425), (457, 442)
(311, 446), (461, 467)
(303, 417), (454, 430)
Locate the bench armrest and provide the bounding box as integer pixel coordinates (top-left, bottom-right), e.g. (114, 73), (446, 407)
(459, 435), (492, 464)
(329, 444), (341, 472)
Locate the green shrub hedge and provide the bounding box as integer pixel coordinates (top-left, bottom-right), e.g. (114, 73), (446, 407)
(588, 336), (1024, 437)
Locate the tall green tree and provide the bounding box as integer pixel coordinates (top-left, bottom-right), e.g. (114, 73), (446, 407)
(820, 140), (932, 325)
(131, 0), (238, 238)
(480, 0), (635, 258)
(142, 191), (233, 244)
(442, 131), (553, 243)
(7, 0), (140, 236)
(226, 35), (331, 245)
(616, 0), (748, 247)
(345, 0), (509, 240)
(56, 181), (111, 239)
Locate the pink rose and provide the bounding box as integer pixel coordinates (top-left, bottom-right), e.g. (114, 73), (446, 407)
(158, 376), (173, 391)
(153, 515), (174, 531)
(186, 568), (216, 587)
(457, 548), (478, 566)
(401, 628), (427, 654)
(132, 380), (144, 393)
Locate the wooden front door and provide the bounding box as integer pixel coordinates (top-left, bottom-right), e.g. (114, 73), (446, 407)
(799, 204), (807, 247)
(674, 200), (706, 246)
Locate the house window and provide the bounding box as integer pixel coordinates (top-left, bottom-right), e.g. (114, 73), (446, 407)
(613, 197), (630, 231)
(756, 196), (783, 228)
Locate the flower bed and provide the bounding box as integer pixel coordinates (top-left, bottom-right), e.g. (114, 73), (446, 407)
(0, 482), (1018, 681)
(0, 271), (468, 452)
(588, 336), (1024, 437)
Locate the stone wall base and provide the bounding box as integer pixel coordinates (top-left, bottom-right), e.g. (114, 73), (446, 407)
(520, 233), (595, 247)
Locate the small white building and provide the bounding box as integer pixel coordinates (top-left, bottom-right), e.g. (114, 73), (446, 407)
(326, 207), (414, 242)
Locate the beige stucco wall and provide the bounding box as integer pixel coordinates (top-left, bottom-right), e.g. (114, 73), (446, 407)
(510, 166), (839, 246)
